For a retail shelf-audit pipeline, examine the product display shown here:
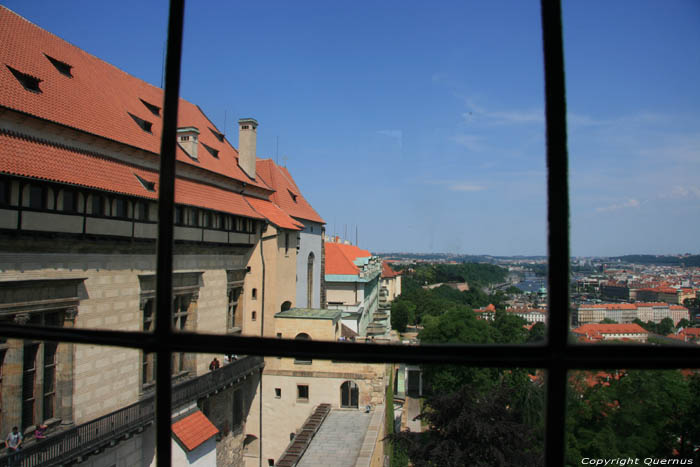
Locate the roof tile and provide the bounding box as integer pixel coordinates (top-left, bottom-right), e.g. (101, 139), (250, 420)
(172, 410), (218, 452)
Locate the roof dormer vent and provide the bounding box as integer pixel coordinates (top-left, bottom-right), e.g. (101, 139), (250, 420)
(177, 127), (200, 161)
(139, 98), (161, 117)
(6, 65), (42, 93)
(128, 112), (153, 133)
(209, 127), (225, 142)
(44, 54), (73, 77)
(202, 142), (219, 159)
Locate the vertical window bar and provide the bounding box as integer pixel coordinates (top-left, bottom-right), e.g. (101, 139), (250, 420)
(540, 0), (570, 466)
(156, 1), (186, 466)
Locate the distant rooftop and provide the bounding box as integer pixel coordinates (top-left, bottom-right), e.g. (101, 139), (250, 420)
(275, 308), (342, 322)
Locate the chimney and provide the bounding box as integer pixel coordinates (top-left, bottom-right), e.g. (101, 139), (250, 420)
(238, 118), (258, 179)
(177, 127), (200, 161)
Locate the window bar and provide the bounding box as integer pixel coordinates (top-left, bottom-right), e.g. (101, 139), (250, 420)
(155, 0), (186, 466)
(541, 0), (570, 466)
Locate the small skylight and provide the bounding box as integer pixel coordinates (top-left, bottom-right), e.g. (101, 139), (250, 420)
(140, 98), (161, 117)
(209, 127), (225, 142)
(6, 65), (42, 93)
(134, 173), (156, 192)
(202, 142), (219, 158)
(128, 112), (153, 133)
(44, 54), (73, 77)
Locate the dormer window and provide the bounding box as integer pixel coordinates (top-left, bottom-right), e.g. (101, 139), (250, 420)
(6, 65), (42, 93)
(288, 190), (298, 203)
(209, 127), (225, 142)
(134, 174), (156, 192)
(202, 142), (219, 158)
(44, 54), (73, 77)
(139, 98), (161, 117)
(128, 113), (153, 133)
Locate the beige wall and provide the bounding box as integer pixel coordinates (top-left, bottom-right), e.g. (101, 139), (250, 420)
(327, 281), (358, 305)
(272, 316), (339, 342)
(0, 248), (252, 424)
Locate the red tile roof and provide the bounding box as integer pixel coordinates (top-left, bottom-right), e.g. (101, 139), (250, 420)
(246, 197), (302, 231)
(325, 242), (371, 275)
(0, 6), (270, 190)
(0, 130), (263, 220)
(172, 410), (218, 452)
(256, 159), (324, 224)
(381, 261), (400, 278)
(572, 323), (648, 335)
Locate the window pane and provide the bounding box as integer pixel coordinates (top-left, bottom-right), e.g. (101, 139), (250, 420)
(564, 1), (700, 344)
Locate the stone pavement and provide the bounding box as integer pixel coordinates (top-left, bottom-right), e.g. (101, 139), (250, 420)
(297, 409), (373, 467)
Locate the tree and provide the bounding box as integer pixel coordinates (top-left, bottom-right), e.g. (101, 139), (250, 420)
(493, 311), (528, 344)
(527, 322), (546, 343)
(657, 317), (674, 336)
(388, 385), (543, 467)
(391, 301), (415, 333)
(676, 318), (691, 329)
(599, 318), (617, 324)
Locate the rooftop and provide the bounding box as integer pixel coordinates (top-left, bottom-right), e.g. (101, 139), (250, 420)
(297, 410), (373, 467)
(171, 410), (218, 452)
(275, 308), (343, 321)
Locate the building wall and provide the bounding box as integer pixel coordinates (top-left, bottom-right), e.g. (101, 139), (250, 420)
(295, 220), (323, 309)
(75, 426), (151, 467)
(272, 316), (339, 342)
(326, 281), (359, 305)
(0, 244), (252, 429)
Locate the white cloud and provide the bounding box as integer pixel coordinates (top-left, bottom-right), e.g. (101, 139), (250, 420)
(595, 198), (640, 213)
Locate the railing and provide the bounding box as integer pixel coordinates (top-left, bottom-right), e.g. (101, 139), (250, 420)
(0, 356), (264, 467)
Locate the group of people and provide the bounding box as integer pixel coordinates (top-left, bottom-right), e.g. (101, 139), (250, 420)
(5, 424), (47, 454)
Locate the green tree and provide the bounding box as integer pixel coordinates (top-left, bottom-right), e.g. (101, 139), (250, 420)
(391, 301), (415, 333)
(676, 318), (691, 329)
(599, 318), (617, 324)
(657, 317), (674, 336)
(527, 322), (546, 343)
(493, 311), (528, 344)
(388, 385), (543, 467)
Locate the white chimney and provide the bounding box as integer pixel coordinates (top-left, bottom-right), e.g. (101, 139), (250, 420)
(238, 118), (257, 179)
(177, 127), (200, 161)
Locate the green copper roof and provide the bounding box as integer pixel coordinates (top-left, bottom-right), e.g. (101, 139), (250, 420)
(275, 308), (342, 321)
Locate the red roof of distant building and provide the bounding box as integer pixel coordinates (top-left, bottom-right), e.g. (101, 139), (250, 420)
(0, 7), (271, 191)
(172, 410), (218, 452)
(325, 242), (371, 275)
(381, 261), (400, 278)
(573, 323), (648, 336)
(256, 159), (325, 224)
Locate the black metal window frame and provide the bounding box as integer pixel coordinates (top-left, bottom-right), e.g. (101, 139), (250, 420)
(1, 1), (698, 466)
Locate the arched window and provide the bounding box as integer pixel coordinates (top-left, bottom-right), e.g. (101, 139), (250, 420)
(340, 381), (359, 408)
(281, 301), (292, 312)
(294, 333), (311, 364)
(307, 252), (315, 308)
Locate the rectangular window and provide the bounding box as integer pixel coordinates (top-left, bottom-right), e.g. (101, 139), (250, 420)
(134, 201), (149, 221)
(61, 189), (77, 213)
(296, 384), (309, 401)
(43, 342), (57, 420)
(0, 178), (10, 207)
(91, 194), (104, 216)
(22, 343), (39, 429)
(114, 198), (127, 218)
(274, 388), (281, 398)
(29, 185), (45, 209)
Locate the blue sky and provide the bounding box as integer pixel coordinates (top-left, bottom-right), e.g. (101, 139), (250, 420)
(5, 1), (699, 256)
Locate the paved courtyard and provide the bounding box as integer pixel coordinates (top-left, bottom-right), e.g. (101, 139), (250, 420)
(297, 410), (373, 467)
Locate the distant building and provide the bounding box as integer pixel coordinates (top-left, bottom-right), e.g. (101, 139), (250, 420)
(324, 241), (381, 336)
(572, 324), (648, 343)
(576, 303), (689, 326)
(380, 261), (402, 305)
